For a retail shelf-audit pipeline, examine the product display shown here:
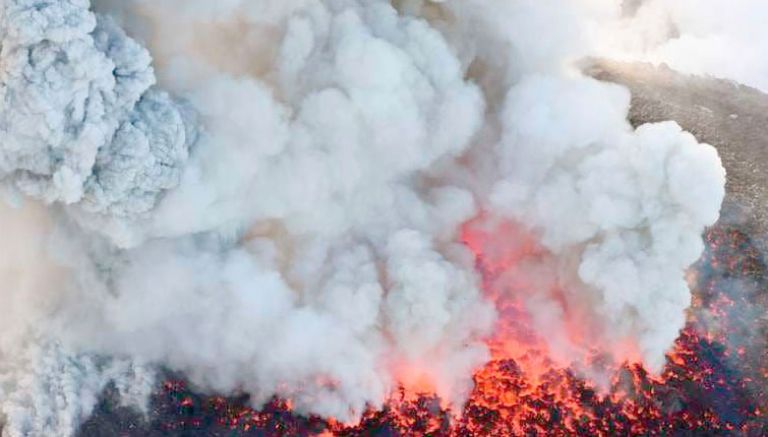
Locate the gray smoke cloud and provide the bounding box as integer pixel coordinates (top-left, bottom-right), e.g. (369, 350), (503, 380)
(0, 0), (728, 435)
(0, 0), (194, 245)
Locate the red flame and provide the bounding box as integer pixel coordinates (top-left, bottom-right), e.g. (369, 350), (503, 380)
(460, 215), (645, 376)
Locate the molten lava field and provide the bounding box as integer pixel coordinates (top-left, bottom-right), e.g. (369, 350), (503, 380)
(78, 224), (768, 436)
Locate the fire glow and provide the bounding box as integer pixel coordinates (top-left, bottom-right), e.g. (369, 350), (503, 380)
(136, 223), (767, 436)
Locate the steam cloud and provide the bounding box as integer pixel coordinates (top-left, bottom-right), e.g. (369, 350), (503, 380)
(0, 1), (728, 435)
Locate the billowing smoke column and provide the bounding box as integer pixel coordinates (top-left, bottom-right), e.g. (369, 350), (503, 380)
(0, 0), (726, 436)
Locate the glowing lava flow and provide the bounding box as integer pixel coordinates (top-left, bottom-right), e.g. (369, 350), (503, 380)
(120, 222), (767, 436)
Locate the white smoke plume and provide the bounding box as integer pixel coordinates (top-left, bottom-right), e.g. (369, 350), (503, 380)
(593, 0), (768, 92)
(0, 0), (726, 435)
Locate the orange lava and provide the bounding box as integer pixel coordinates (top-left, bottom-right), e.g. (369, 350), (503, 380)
(153, 224), (768, 436)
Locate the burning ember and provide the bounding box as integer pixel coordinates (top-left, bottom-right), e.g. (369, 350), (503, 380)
(79, 223), (768, 436)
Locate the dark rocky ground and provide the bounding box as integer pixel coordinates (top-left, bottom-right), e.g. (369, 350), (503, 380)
(69, 63), (768, 436)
